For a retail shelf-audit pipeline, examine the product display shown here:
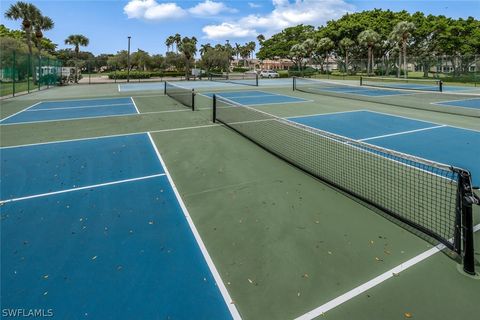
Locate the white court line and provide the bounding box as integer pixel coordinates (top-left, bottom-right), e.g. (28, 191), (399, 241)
(359, 125), (447, 142)
(0, 107), (190, 126)
(147, 133), (241, 319)
(433, 97), (480, 104)
(26, 102), (133, 112)
(0, 174), (165, 204)
(40, 96), (134, 103)
(0, 110), (140, 126)
(287, 109), (369, 119)
(131, 97), (140, 114)
(365, 110), (480, 133)
(0, 101), (41, 123)
(0, 124), (220, 149)
(295, 223), (480, 320)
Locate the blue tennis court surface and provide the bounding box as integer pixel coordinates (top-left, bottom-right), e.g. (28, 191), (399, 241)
(204, 90), (308, 105)
(434, 97), (480, 110)
(0, 134), (235, 319)
(0, 97), (138, 125)
(289, 110), (480, 185)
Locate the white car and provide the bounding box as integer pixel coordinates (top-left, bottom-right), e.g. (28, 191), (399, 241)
(260, 70), (280, 78)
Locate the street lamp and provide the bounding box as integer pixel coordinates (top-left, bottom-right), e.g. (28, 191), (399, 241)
(127, 36), (131, 83)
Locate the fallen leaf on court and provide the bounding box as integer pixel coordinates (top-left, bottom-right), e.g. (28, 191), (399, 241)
(43, 275), (49, 279)
(148, 221), (154, 225)
(404, 312), (412, 318)
(302, 273), (309, 278)
(248, 278), (253, 284)
(297, 292), (301, 297)
(384, 250), (391, 255)
(91, 256), (97, 260)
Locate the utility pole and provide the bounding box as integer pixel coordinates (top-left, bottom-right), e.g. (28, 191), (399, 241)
(127, 36), (131, 83)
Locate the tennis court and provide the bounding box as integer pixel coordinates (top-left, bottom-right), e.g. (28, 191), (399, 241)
(1, 78), (479, 320)
(203, 90), (309, 106)
(0, 97), (138, 125)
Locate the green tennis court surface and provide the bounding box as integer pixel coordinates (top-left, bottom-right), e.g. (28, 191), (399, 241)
(1, 80), (479, 320)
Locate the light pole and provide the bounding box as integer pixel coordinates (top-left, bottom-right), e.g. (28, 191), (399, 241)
(127, 36), (131, 83)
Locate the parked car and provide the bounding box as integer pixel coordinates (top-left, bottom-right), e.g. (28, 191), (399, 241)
(260, 70), (280, 78)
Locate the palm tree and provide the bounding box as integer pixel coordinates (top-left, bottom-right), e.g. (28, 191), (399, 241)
(339, 37), (355, 74)
(65, 34), (89, 83)
(199, 43), (212, 57)
(33, 15), (54, 54)
(239, 45), (250, 67)
(234, 42), (241, 63)
(247, 41), (256, 68)
(173, 33), (181, 54)
(165, 36), (175, 52)
(358, 30), (380, 75)
(178, 36), (197, 79)
(392, 21), (415, 78)
(4, 1), (41, 81)
(256, 34), (265, 45)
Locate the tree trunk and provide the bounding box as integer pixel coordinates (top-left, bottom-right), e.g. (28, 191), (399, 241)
(371, 49), (375, 75)
(345, 51), (348, 74)
(398, 51), (401, 78)
(403, 40), (407, 79)
(367, 46), (371, 75)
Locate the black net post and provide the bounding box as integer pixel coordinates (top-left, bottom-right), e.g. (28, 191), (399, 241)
(293, 76), (296, 91)
(255, 73), (259, 86)
(360, 76), (363, 86)
(212, 94), (216, 122)
(458, 170), (479, 275)
(191, 89), (195, 111)
(164, 81), (167, 95)
(12, 50), (16, 97)
(439, 80), (443, 92)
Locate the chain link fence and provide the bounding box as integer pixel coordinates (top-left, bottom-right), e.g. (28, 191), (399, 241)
(317, 54), (479, 86)
(0, 50), (63, 98)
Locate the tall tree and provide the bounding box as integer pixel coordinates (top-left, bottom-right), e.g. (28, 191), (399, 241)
(173, 33), (181, 54)
(358, 30), (380, 75)
(165, 36), (175, 52)
(339, 37), (355, 74)
(32, 14), (54, 57)
(199, 43), (212, 56)
(289, 44), (306, 71)
(178, 36), (197, 79)
(234, 42), (241, 62)
(392, 21), (415, 78)
(4, 1), (41, 80)
(64, 34), (89, 82)
(315, 37), (334, 72)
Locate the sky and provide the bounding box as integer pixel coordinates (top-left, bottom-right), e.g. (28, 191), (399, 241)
(1, 0), (479, 55)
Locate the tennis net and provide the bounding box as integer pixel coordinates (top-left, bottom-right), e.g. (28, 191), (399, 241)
(164, 82), (195, 110)
(212, 94), (478, 274)
(209, 72), (259, 86)
(361, 76), (443, 92)
(293, 77), (480, 118)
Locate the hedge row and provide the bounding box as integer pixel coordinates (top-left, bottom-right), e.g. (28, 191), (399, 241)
(108, 71), (186, 79)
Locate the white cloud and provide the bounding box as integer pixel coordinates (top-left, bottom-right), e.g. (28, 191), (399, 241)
(124, 0), (186, 21)
(202, 23), (257, 39)
(189, 1), (237, 16)
(202, 0), (353, 39)
(248, 2), (262, 8)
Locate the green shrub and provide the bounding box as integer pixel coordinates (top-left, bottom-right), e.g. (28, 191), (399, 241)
(108, 70), (186, 79)
(232, 67), (250, 73)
